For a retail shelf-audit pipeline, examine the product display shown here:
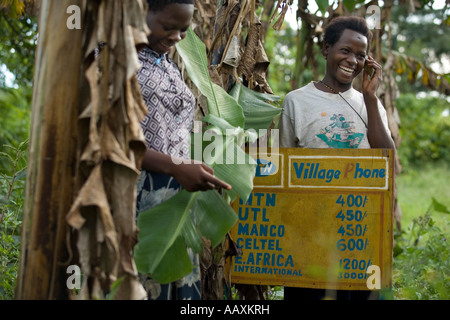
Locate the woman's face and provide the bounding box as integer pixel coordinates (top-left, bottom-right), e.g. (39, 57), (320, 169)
(323, 29), (368, 87)
(146, 3), (194, 54)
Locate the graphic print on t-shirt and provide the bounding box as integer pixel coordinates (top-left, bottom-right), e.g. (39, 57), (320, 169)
(316, 113), (364, 148)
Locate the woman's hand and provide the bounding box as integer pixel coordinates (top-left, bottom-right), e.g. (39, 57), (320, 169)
(170, 160), (232, 192)
(141, 149), (231, 192)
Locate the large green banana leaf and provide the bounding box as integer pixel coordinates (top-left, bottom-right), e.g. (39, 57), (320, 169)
(196, 115), (257, 202)
(176, 28), (282, 133)
(134, 130), (256, 283)
(229, 83), (282, 131)
(176, 28), (245, 128)
(135, 189), (238, 283)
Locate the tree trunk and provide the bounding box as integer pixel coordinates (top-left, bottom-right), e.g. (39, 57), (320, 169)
(16, 0), (84, 299)
(16, 0), (150, 300)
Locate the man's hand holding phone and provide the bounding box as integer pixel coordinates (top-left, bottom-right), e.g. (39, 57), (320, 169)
(362, 55), (382, 98)
(364, 55), (376, 79)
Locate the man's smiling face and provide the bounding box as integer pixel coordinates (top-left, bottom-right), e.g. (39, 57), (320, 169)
(323, 29), (368, 87)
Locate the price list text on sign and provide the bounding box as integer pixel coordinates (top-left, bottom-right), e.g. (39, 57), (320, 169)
(229, 148), (394, 290)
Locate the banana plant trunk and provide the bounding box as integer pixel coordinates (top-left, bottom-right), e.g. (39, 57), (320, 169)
(16, 0), (84, 300)
(16, 0), (149, 300)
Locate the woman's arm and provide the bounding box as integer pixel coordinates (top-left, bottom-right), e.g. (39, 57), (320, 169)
(140, 149), (232, 192)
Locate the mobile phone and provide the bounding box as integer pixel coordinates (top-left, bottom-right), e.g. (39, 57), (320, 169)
(364, 58), (375, 79)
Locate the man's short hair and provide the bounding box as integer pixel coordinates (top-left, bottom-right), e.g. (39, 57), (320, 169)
(323, 16), (373, 49)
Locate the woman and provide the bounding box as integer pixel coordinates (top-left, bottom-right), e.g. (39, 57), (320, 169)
(279, 16), (394, 300)
(136, 0), (231, 300)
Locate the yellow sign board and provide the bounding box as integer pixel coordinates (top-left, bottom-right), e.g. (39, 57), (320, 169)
(229, 148), (394, 290)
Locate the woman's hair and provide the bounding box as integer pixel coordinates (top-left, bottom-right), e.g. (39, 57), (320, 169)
(323, 16), (372, 48)
(146, 0), (194, 11)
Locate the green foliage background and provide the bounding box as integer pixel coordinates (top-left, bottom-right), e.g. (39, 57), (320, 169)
(0, 141), (27, 299)
(396, 93), (450, 167)
(0, 11), (35, 300)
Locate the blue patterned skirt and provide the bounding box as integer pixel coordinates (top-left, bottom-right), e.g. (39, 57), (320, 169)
(136, 170), (202, 300)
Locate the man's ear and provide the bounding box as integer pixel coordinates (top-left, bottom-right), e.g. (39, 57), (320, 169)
(322, 42), (330, 59)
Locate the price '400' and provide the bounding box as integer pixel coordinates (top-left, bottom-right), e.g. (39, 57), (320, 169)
(336, 194), (368, 207)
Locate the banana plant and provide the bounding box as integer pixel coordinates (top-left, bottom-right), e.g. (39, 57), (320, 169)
(393, 51), (450, 94)
(133, 28), (281, 283)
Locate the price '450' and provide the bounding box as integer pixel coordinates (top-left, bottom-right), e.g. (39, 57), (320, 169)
(336, 209), (368, 222)
(338, 224), (368, 237)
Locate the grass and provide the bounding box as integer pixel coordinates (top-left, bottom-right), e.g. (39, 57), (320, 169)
(396, 161), (450, 231)
(393, 161), (450, 300)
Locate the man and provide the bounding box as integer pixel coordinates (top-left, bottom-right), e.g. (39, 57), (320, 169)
(280, 16), (394, 150)
(279, 16), (394, 300)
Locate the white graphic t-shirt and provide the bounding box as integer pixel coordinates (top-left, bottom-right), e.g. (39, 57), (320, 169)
(279, 82), (391, 149)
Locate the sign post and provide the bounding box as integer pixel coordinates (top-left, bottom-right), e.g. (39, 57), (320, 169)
(229, 148), (394, 291)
